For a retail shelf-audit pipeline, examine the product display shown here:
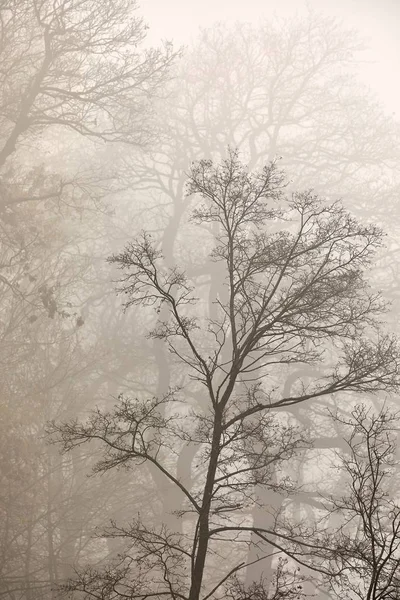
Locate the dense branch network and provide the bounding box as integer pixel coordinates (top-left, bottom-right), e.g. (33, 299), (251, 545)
(50, 151), (400, 600)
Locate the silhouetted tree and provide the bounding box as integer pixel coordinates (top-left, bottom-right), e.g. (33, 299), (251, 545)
(323, 405), (400, 600)
(50, 150), (400, 600)
(121, 15), (400, 586)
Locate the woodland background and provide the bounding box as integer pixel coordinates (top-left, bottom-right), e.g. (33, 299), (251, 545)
(1, 1), (400, 599)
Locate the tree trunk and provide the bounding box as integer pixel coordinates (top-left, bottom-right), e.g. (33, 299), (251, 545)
(188, 412), (222, 600)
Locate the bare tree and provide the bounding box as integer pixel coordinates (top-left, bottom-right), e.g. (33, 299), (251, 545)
(119, 15), (400, 586)
(321, 405), (400, 600)
(0, 2), (177, 597)
(0, 0), (175, 166)
(50, 151), (400, 600)
(0, 0), (176, 291)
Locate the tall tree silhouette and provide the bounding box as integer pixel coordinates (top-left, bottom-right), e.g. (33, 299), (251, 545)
(51, 151), (400, 600)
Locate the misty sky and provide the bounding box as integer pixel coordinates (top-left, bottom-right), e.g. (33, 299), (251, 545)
(142, 0), (399, 114)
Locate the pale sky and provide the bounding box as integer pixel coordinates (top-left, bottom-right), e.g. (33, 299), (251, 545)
(141, 0), (400, 114)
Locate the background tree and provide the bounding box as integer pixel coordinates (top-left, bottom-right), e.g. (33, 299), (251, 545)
(0, 1), (176, 597)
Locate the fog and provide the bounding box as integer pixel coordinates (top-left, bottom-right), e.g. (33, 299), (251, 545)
(143, 0), (400, 113)
(1, 1), (400, 599)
